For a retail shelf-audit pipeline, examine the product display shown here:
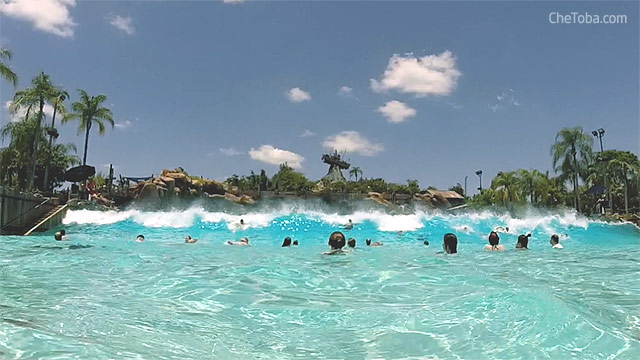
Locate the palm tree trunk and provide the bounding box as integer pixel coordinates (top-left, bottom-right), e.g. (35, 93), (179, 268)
(27, 99), (45, 191)
(573, 152), (580, 212)
(42, 102), (58, 191)
(623, 167), (629, 213)
(83, 121), (91, 165)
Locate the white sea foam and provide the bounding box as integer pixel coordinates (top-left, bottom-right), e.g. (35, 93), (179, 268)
(63, 205), (603, 233)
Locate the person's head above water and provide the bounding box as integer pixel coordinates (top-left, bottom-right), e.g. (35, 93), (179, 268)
(424, 240), (430, 246)
(488, 231), (500, 246)
(60, 229), (66, 236)
(241, 237), (249, 244)
(240, 219), (245, 225)
(282, 237), (292, 247)
(328, 231), (346, 250)
(443, 233), (458, 254)
(347, 238), (356, 248)
(550, 234), (560, 245)
(136, 234), (145, 242)
(185, 235), (197, 243)
(516, 234), (530, 249)
(292, 240), (298, 246)
(54, 232), (62, 241)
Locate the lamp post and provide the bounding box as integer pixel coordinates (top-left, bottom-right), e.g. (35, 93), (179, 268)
(592, 128), (612, 212)
(475, 170), (483, 192)
(464, 176), (468, 197)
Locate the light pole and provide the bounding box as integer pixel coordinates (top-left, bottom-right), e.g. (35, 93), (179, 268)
(475, 170), (483, 192)
(592, 128), (612, 212)
(464, 176), (468, 197)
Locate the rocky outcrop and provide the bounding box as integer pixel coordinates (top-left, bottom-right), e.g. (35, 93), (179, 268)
(127, 167), (255, 205)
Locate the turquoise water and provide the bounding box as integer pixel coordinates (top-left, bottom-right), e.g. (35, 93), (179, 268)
(1, 204), (639, 359)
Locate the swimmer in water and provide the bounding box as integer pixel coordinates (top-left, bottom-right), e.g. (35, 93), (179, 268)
(292, 240), (299, 246)
(424, 240), (430, 246)
(228, 237), (250, 246)
(366, 239), (383, 247)
(484, 231), (505, 251)
(136, 234), (145, 242)
(550, 234), (563, 249)
(516, 234), (530, 249)
(324, 231), (347, 255)
(185, 235), (197, 244)
(443, 233), (457, 254)
(282, 237), (292, 247)
(347, 238), (356, 248)
(54, 229), (68, 241)
(494, 226), (509, 233)
(344, 219), (354, 230)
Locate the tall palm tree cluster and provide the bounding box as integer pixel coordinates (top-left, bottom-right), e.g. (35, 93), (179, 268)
(477, 126), (640, 214)
(0, 48), (115, 192)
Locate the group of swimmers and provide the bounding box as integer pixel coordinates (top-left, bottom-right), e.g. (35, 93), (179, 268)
(56, 216), (565, 253)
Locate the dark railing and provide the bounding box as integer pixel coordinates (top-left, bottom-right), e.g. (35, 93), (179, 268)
(1, 197), (51, 231)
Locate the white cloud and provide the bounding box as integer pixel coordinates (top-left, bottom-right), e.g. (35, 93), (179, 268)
(337, 86), (356, 99)
(322, 131), (384, 156)
(114, 120), (132, 130)
(0, 0), (76, 38)
(490, 89), (520, 112)
(106, 14), (135, 35)
(286, 87), (311, 103)
(249, 145), (305, 169)
(219, 147), (242, 156)
(370, 51), (461, 97)
(300, 129), (316, 138)
(4, 100), (55, 122)
(376, 100), (416, 124)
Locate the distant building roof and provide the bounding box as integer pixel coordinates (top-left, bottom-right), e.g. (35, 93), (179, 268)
(426, 190), (464, 200)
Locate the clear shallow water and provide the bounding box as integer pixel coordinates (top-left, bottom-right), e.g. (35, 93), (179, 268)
(1, 206), (639, 359)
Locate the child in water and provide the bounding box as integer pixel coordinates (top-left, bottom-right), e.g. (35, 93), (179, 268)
(324, 231), (347, 255)
(484, 232), (505, 251)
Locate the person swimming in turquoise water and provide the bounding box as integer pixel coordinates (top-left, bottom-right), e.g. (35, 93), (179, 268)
(366, 239), (383, 247)
(347, 238), (356, 248)
(485, 231), (505, 251)
(228, 237), (250, 246)
(550, 234), (563, 249)
(185, 235), (197, 244)
(292, 240), (298, 246)
(282, 237), (292, 247)
(443, 233), (457, 254)
(324, 231), (347, 255)
(136, 234), (145, 242)
(344, 219), (353, 230)
(516, 234), (530, 249)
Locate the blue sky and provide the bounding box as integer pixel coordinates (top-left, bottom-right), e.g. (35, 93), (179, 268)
(1, 0), (638, 193)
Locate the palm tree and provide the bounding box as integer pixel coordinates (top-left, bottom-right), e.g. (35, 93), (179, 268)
(608, 156), (640, 213)
(518, 169), (545, 204)
(492, 171), (522, 206)
(63, 89), (114, 165)
(9, 72), (59, 190)
(0, 48), (17, 87)
(43, 88), (69, 191)
(349, 166), (363, 181)
(551, 127), (593, 212)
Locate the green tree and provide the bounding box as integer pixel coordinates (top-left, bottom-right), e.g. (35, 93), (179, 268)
(43, 88), (69, 191)
(606, 151), (640, 213)
(0, 48), (17, 87)
(9, 72), (60, 190)
(518, 169), (546, 204)
(63, 89), (115, 165)
(491, 171), (523, 206)
(349, 166), (363, 182)
(1, 115), (78, 190)
(270, 163), (313, 193)
(407, 179), (420, 195)
(551, 126), (593, 212)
